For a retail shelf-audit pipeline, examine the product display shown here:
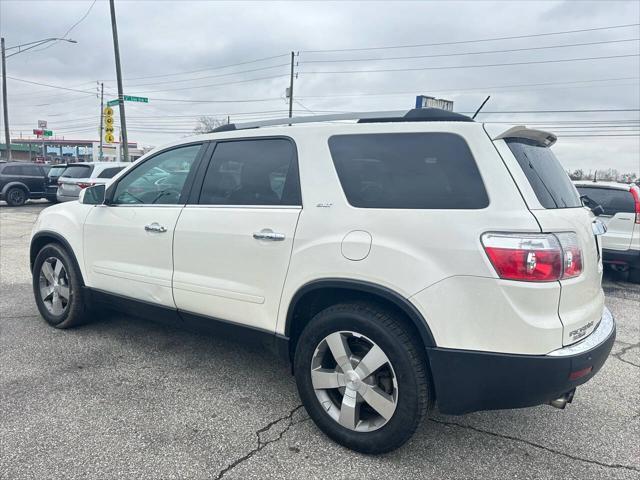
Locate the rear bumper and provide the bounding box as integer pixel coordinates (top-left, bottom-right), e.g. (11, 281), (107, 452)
(603, 248), (640, 269)
(427, 307), (615, 415)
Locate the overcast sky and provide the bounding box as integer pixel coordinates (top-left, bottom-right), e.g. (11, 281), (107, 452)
(1, 0), (639, 173)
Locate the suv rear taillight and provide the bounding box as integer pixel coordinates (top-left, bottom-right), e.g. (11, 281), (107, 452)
(630, 186), (640, 224)
(76, 182), (94, 189)
(481, 232), (583, 282)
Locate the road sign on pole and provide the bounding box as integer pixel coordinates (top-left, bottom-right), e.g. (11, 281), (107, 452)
(107, 95), (148, 106)
(104, 107), (114, 143)
(38, 120), (47, 128)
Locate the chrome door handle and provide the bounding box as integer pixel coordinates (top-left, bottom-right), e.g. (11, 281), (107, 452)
(145, 222), (167, 233)
(253, 230), (285, 241)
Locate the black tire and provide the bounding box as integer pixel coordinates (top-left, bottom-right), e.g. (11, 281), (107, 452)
(32, 243), (88, 328)
(628, 268), (640, 284)
(5, 187), (27, 206)
(294, 302), (431, 454)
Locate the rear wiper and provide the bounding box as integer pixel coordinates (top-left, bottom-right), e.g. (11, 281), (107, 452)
(580, 195), (604, 216)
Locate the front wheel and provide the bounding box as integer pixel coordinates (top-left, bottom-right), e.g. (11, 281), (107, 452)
(32, 243), (88, 328)
(294, 302), (431, 453)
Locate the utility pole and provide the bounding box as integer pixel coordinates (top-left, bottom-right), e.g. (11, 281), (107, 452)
(98, 82), (104, 160)
(288, 51), (294, 118)
(1, 38), (10, 160)
(109, 0), (129, 162)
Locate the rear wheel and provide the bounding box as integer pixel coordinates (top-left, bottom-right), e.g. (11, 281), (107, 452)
(6, 187), (27, 206)
(32, 243), (88, 328)
(294, 302), (431, 453)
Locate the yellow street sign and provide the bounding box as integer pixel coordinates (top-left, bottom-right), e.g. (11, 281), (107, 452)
(104, 106), (114, 116)
(105, 116), (114, 126)
(105, 133), (115, 144)
(105, 125), (114, 134)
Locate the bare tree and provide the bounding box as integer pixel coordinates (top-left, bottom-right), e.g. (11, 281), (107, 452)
(194, 116), (226, 134)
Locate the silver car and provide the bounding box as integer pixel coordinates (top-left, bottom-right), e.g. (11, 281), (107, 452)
(57, 162), (130, 202)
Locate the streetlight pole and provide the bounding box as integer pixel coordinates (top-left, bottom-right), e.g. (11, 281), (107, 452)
(1, 38), (10, 160)
(109, 0), (129, 162)
(0, 37), (76, 161)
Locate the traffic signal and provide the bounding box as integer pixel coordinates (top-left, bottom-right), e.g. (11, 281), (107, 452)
(104, 106), (115, 143)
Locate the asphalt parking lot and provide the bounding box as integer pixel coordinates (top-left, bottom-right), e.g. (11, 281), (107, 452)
(1, 202), (639, 480)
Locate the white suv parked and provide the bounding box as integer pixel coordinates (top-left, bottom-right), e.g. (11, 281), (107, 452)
(30, 109), (615, 453)
(56, 162), (129, 202)
(574, 181), (640, 283)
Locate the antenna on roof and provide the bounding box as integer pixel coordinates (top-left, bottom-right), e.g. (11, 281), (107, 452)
(471, 96), (491, 120)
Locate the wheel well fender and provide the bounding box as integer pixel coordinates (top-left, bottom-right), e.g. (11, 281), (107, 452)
(285, 279), (436, 355)
(30, 231), (85, 286)
(2, 181), (30, 195)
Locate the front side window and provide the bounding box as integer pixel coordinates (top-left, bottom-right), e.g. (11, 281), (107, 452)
(506, 138), (581, 209)
(198, 138), (300, 206)
(328, 133), (488, 209)
(112, 144), (202, 205)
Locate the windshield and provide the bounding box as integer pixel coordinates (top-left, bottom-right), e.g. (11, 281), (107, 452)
(60, 165), (93, 179)
(506, 138), (582, 209)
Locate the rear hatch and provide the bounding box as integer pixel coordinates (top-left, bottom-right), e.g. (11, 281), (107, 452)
(575, 184), (636, 251)
(58, 164), (94, 197)
(487, 125), (604, 346)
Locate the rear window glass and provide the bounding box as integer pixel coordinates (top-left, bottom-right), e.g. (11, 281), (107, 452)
(506, 138), (581, 209)
(328, 133), (489, 209)
(97, 167), (125, 179)
(575, 186), (634, 215)
(47, 166), (67, 177)
(61, 165), (93, 179)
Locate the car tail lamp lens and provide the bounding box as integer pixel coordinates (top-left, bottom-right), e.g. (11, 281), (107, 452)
(631, 186), (640, 224)
(76, 182), (93, 189)
(481, 232), (583, 282)
(555, 232), (582, 279)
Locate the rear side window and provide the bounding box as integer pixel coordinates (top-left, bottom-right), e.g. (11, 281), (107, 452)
(0, 164), (40, 176)
(2, 165), (21, 175)
(576, 186), (634, 215)
(61, 165), (93, 179)
(328, 133), (488, 209)
(198, 138), (301, 206)
(506, 139), (581, 209)
(97, 167), (125, 179)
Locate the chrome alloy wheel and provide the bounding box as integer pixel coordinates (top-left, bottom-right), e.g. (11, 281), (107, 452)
(311, 331), (398, 432)
(38, 257), (70, 316)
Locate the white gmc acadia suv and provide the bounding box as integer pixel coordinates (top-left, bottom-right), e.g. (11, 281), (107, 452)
(30, 108), (615, 453)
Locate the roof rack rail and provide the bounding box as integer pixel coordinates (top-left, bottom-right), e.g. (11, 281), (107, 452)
(210, 107), (473, 132)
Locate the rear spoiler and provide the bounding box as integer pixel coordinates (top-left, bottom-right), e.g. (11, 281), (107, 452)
(492, 125), (557, 147)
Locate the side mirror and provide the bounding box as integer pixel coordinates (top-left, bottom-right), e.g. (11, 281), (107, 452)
(80, 184), (106, 205)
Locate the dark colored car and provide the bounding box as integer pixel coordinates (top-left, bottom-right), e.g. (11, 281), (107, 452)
(0, 162), (49, 206)
(44, 164), (68, 203)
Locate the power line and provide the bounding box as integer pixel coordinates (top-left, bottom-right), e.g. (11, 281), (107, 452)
(6, 76), (96, 95)
(29, 0), (98, 54)
(302, 38), (640, 64)
(101, 53), (290, 82)
(124, 62), (290, 88)
(129, 74), (289, 94)
(302, 23), (640, 53)
(297, 76), (640, 99)
(301, 54), (639, 75)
